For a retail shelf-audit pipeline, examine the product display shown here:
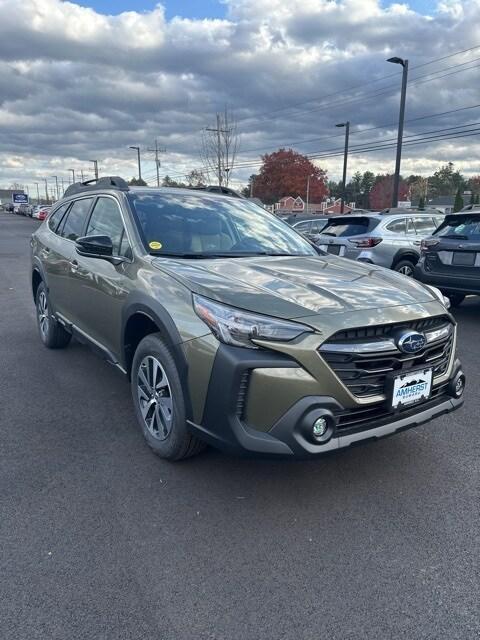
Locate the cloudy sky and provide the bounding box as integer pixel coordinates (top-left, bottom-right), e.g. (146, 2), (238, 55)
(0, 0), (479, 197)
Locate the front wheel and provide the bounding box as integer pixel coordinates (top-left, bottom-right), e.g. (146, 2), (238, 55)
(394, 259), (416, 277)
(131, 333), (206, 461)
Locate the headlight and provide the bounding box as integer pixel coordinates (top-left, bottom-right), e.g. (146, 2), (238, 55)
(425, 285), (451, 309)
(193, 294), (312, 349)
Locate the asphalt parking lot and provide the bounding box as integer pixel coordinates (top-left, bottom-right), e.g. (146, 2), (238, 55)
(0, 214), (478, 640)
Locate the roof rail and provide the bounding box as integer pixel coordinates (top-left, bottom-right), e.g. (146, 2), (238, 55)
(189, 185), (245, 199)
(64, 176), (130, 198)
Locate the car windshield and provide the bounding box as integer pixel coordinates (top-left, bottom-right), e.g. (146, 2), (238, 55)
(127, 192), (318, 257)
(435, 215), (480, 240)
(319, 217), (377, 237)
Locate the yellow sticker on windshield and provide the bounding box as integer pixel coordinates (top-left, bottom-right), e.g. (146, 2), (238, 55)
(149, 241), (162, 250)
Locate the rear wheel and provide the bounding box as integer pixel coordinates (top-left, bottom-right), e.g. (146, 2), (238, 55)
(447, 293), (465, 308)
(35, 282), (71, 349)
(394, 259), (416, 277)
(131, 333), (206, 461)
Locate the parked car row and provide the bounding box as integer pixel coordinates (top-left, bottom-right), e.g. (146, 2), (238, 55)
(2, 203), (52, 219)
(283, 209), (479, 306)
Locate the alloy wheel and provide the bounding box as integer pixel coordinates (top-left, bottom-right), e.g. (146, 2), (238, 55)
(137, 355), (174, 440)
(398, 265), (413, 276)
(38, 290), (49, 337)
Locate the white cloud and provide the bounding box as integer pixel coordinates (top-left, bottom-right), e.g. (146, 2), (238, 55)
(0, 0), (479, 189)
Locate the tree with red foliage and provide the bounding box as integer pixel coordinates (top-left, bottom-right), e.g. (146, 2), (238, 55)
(369, 175), (409, 210)
(252, 148), (328, 205)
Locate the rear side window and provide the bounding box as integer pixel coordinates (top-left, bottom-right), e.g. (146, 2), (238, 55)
(311, 220), (327, 234)
(48, 203), (70, 233)
(58, 198), (93, 241)
(321, 217), (377, 237)
(294, 221), (312, 232)
(412, 216), (437, 235)
(385, 218), (406, 234)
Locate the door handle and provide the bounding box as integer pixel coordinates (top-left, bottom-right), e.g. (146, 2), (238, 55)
(70, 259), (79, 272)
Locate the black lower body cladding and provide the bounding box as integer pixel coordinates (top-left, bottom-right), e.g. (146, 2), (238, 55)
(186, 344), (465, 458)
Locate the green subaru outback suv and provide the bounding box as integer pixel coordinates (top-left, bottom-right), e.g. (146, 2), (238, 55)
(31, 177), (465, 460)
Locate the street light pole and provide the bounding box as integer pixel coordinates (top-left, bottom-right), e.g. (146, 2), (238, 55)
(34, 182), (40, 204)
(69, 168), (76, 184)
(89, 160), (99, 180)
(387, 56), (409, 207)
(335, 121), (350, 214)
(129, 146), (142, 182)
(44, 179), (49, 203)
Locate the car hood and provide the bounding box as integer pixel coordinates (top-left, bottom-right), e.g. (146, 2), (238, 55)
(152, 255), (437, 320)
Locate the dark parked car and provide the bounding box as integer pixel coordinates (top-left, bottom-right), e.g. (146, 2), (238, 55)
(415, 212), (480, 306)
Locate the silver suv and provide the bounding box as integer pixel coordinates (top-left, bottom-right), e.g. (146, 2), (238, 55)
(315, 212), (445, 276)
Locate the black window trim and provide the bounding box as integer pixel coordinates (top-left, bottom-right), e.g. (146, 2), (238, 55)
(84, 194), (134, 261)
(48, 201), (73, 235)
(56, 195), (96, 244)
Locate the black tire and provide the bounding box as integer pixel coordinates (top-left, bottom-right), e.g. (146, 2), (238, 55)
(447, 293), (465, 308)
(131, 333), (206, 461)
(393, 259), (416, 277)
(35, 281), (71, 349)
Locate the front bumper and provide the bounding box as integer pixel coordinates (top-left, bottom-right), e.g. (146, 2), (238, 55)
(187, 344), (465, 458)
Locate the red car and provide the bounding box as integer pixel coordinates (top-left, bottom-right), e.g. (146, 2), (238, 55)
(36, 207), (51, 221)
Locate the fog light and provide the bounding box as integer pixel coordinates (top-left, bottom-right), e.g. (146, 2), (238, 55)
(312, 417), (328, 439)
(454, 375), (465, 398)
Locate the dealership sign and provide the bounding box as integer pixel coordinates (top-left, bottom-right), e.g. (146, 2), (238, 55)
(12, 193), (29, 204)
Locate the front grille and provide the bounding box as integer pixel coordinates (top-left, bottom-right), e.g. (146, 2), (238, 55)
(320, 317), (453, 399)
(326, 316), (448, 343)
(334, 383), (450, 436)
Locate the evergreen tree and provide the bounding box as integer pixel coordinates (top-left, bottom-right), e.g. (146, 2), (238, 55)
(418, 195), (425, 210)
(453, 188), (464, 212)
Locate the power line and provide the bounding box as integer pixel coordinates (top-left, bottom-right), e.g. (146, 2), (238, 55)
(236, 43), (480, 127)
(238, 102), (480, 156)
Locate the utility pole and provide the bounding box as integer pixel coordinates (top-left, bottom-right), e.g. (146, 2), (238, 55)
(147, 140), (166, 186)
(51, 176), (59, 200)
(80, 170), (85, 182)
(206, 114), (230, 187)
(35, 182), (40, 204)
(61, 178), (65, 196)
(129, 146), (142, 182)
(89, 160), (99, 180)
(44, 179), (49, 203)
(387, 57), (409, 207)
(335, 121), (350, 214)
(69, 168), (76, 184)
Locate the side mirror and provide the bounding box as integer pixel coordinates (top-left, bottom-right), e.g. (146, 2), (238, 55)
(75, 235), (114, 259)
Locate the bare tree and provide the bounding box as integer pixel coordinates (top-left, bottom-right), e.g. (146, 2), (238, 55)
(201, 108), (239, 187)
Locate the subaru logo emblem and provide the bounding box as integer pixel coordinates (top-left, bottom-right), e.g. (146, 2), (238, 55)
(397, 331), (426, 354)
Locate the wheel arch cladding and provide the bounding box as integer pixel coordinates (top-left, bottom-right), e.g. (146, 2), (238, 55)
(32, 268), (43, 301)
(392, 249), (419, 267)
